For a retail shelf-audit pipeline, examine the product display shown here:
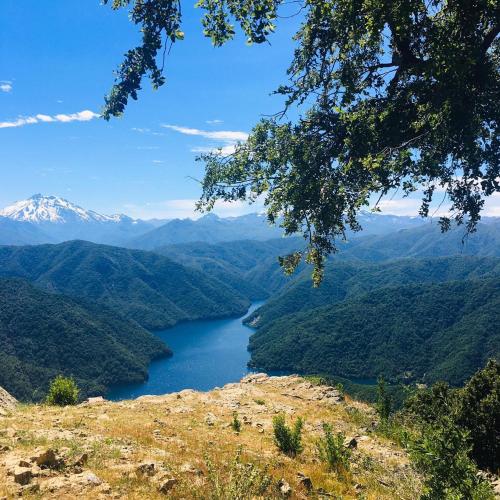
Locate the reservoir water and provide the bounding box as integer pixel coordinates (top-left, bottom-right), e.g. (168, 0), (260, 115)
(107, 301), (264, 400)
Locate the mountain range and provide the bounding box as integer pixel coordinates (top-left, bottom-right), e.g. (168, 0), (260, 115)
(0, 194), (433, 248)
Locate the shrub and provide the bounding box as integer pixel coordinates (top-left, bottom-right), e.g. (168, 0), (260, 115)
(272, 414), (303, 457)
(404, 359), (500, 471)
(376, 376), (392, 421)
(316, 423), (350, 474)
(231, 412), (242, 433)
(456, 359), (500, 472)
(254, 399), (265, 406)
(404, 381), (458, 425)
(46, 375), (79, 406)
(409, 417), (494, 500)
(303, 375), (328, 386)
(205, 447), (272, 499)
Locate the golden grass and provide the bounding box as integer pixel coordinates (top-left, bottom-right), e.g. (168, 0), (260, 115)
(0, 376), (421, 499)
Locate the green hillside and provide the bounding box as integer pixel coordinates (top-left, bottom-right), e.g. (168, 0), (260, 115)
(248, 278), (500, 386)
(0, 240), (250, 330)
(246, 256), (500, 328)
(156, 238), (304, 298)
(0, 278), (170, 401)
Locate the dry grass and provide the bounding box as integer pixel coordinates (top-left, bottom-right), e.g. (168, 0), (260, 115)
(0, 376), (421, 499)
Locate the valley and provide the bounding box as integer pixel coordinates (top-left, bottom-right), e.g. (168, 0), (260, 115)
(0, 194), (498, 405)
(0, 196), (499, 499)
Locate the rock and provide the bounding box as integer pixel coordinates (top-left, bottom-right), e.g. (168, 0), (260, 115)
(205, 413), (217, 426)
(278, 479), (292, 497)
(0, 386), (17, 413)
(180, 462), (202, 475)
(18, 459), (31, 468)
(20, 483), (40, 494)
(85, 472), (103, 486)
(32, 448), (62, 469)
(136, 462), (157, 476)
(346, 437), (358, 449)
(297, 472), (313, 491)
(13, 466), (32, 485)
(158, 477), (178, 494)
(86, 396), (106, 405)
(241, 373), (269, 384)
(73, 453), (88, 467)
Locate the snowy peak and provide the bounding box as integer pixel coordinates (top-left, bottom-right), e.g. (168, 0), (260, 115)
(0, 194), (126, 224)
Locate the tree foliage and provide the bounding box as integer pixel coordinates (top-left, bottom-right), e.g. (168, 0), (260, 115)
(409, 417), (494, 500)
(104, 0), (500, 283)
(405, 359), (500, 472)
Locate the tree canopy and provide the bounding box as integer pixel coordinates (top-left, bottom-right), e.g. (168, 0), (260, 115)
(103, 0), (500, 283)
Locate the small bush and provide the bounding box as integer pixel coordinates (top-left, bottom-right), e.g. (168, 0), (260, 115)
(303, 375), (328, 386)
(272, 414), (303, 457)
(316, 423), (351, 474)
(46, 375), (79, 406)
(205, 447), (272, 499)
(231, 412), (242, 433)
(254, 399), (265, 406)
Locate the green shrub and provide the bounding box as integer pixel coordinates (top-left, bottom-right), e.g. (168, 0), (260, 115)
(205, 447), (272, 499)
(303, 375), (328, 386)
(254, 399), (265, 405)
(404, 359), (500, 472)
(46, 375), (79, 406)
(376, 376), (392, 421)
(231, 412), (242, 433)
(456, 359), (500, 472)
(409, 417), (494, 500)
(316, 423), (350, 474)
(272, 414), (303, 457)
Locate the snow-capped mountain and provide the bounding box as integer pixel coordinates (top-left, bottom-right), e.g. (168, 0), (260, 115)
(0, 194), (128, 224)
(0, 195), (154, 245)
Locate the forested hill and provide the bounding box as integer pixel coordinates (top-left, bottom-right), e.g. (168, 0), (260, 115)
(0, 241), (250, 330)
(246, 256), (500, 328)
(0, 278), (170, 401)
(155, 238), (304, 299)
(342, 220), (500, 262)
(249, 278), (500, 386)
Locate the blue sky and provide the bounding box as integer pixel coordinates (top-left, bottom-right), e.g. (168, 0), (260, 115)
(1, 1), (499, 219)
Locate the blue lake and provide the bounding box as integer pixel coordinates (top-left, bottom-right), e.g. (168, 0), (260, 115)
(107, 302), (264, 400)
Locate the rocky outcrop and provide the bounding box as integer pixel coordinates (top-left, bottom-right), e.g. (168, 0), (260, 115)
(0, 387), (17, 416)
(0, 374), (422, 499)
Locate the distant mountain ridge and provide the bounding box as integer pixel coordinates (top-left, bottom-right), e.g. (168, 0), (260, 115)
(127, 210), (429, 250)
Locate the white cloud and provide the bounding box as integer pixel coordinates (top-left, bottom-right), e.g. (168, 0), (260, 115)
(0, 81), (12, 93)
(152, 160), (164, 164)
(484, 192), (500, 216)
(0, 109), (99, 129)
(206, 119), (223, 125)
(164, 124), (248, 157)
(54, 110), (99, 123)
(162, 124), (248, 142)
(36, 114), (55, 122)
